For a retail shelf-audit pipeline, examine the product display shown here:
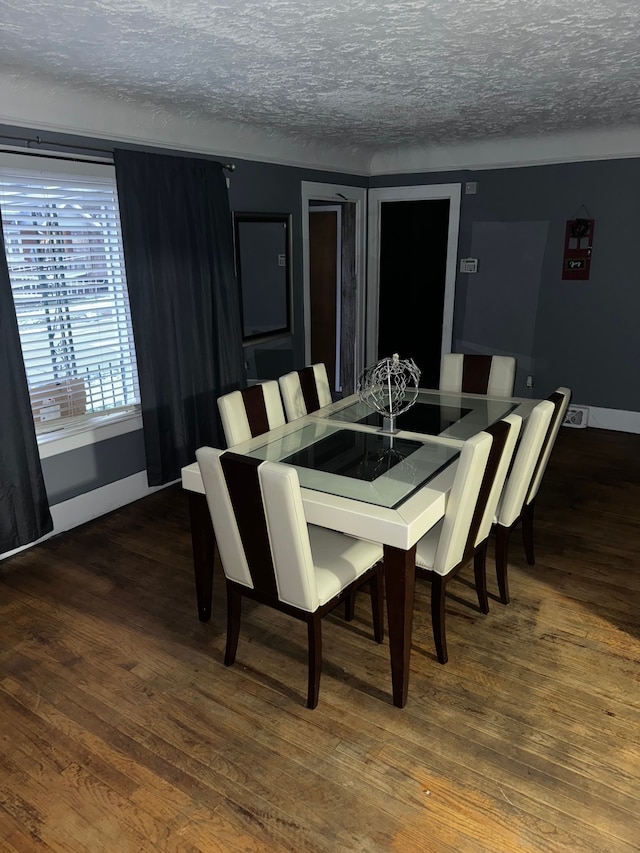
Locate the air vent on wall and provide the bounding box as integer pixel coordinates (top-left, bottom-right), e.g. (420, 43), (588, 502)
(563, 405), (589, 429)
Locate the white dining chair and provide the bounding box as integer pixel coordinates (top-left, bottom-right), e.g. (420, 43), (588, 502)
(440, 353), (516, 397)
(492, 388), (571, 603)
(414, 414), (522, 663)
(278, 363), (332, 421)
(217, 381), (286, 447)
(195, 446), (384, 708)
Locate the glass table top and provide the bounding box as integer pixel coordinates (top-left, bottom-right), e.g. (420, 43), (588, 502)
(241, 421), (460, 509)
(321, 389), (518, 439)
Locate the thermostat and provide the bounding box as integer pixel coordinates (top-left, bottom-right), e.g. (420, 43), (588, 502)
(460, 258), (478, 273)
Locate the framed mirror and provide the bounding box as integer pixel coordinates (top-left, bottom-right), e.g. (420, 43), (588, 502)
(233, 212), (292, 342)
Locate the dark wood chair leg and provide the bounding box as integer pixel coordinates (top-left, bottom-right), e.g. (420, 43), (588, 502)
(495, 524), (511, 605)
(369, 566), (385, 643)
(307, 615), (322, 709)
(431, 574), (448, 664)
(224, 584), (242, 666)
(522, 500), (536, 565)
(474, 544), (489, 614)
(344, 593), (356, 622)
(188, 492), (216, 622)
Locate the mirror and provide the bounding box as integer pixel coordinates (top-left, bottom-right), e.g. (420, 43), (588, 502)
(234, 212), (292, 342)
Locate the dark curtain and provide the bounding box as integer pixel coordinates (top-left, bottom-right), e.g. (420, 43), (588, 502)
(0, 219), (53, 553)
(114, 150), (245, 486)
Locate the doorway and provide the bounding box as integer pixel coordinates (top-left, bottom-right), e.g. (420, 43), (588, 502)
(301, 182), (367, 396)
(367, 184), (461, 387)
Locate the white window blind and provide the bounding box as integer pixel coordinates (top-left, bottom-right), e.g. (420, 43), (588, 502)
(0, 155), (140, 433)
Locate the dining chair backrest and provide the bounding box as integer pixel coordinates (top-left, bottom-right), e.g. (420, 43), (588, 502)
(495, 399), (555, 529)
(196, 447), (319, 612)
(440, 353), (517, 397)
(525, 387), (571, 507)
(217, 381), (286, 447)
(196, 444), (385, 708)
(278, 363), (332, 421)
(433, 431), (493, 576)
(474, 414), (523, 547)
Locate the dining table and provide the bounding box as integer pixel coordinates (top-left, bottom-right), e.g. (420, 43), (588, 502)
(181, 387), (538, 708)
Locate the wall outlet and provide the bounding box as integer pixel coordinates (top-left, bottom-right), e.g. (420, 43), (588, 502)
(460, 258), (478, 273)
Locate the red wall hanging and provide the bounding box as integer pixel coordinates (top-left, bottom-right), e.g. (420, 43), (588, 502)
(562, 216), (594, 280)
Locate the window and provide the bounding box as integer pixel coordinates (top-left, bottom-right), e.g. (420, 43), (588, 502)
(0, 155), (139, 434)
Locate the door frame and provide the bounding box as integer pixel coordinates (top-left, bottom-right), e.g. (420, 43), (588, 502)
(301, 182), (367, 380)
(366, 184), (461, 367)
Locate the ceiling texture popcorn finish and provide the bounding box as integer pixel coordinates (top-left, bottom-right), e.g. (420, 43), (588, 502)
(1, 0), (640, 172)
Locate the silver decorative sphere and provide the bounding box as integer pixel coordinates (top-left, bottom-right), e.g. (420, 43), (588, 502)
(357, 353), (421, 429)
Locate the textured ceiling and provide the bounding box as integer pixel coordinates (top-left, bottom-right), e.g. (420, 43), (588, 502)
(2, 0), (640, 153)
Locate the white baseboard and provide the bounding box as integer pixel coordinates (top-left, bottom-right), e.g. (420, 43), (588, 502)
(1, 471), (175, 561)
(572, 406), (640, 434)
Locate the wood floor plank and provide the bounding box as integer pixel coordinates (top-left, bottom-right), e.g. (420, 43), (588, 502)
(0, 806), (58, 852)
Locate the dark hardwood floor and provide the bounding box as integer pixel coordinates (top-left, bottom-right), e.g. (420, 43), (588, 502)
(0, 427), (638, 852)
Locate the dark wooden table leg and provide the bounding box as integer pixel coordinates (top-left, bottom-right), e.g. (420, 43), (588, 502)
(187, 492), (216, 622)
(383, 544), (416, 708)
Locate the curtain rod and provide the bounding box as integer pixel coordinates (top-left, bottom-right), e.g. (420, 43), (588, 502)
(0, 132), (236, 171)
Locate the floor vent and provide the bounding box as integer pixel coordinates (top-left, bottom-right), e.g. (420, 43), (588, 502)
(563, 405), (589, 428)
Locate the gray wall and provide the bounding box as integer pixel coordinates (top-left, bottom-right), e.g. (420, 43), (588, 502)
(6, 119), (640, 512)
(42, 431), (147, 505)
(371, 159), (640, 410)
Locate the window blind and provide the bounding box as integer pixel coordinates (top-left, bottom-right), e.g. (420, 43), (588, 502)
(0, 159), (140, 432)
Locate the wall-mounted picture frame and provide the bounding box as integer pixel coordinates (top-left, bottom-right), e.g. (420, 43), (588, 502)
(233, 212), (292, 343)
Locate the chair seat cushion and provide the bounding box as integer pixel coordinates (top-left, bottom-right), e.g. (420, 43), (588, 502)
(309, 525), (383, 606)
(415, 519), (445, 575)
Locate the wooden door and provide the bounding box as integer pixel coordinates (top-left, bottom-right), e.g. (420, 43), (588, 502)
(309, 210), (338, 389)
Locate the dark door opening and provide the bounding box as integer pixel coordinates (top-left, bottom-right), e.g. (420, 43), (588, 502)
(377, 199), (450, 388)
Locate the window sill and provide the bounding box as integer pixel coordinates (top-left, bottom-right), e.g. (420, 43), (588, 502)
(37, 408), (143, 460)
